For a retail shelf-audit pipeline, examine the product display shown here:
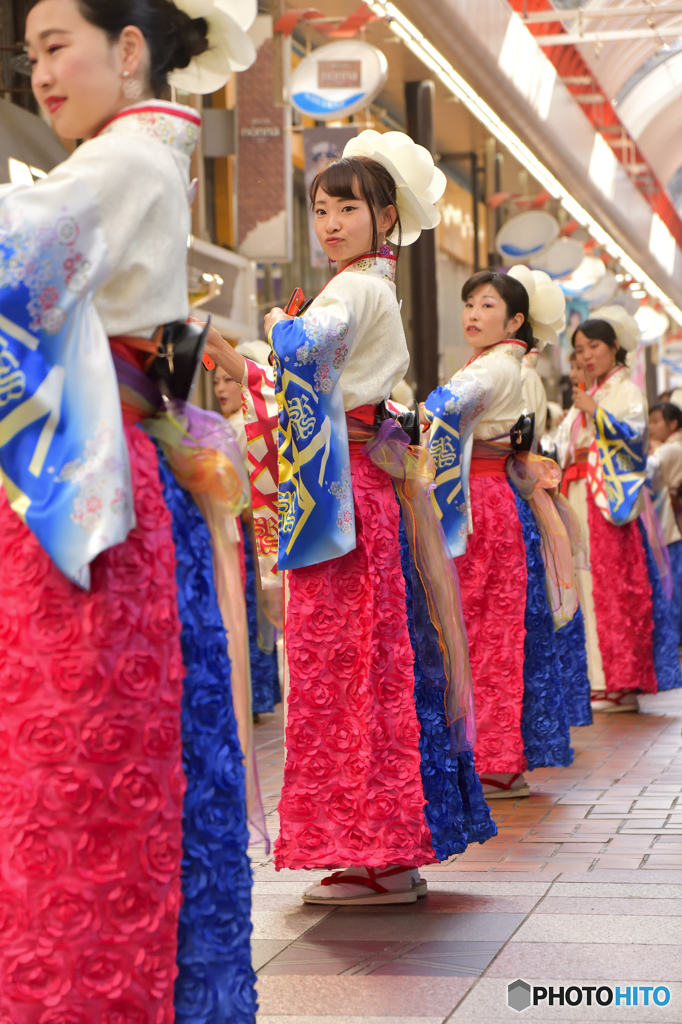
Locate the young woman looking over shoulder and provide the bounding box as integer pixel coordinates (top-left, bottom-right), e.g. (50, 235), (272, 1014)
(558, 319), (682, 711)
(423, 268), (576, 800)
(0, 2), (258, 1021)
(207, 132), (497, 905)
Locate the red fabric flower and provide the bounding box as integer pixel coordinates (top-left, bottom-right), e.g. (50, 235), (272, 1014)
(39, 889), (97, 939)
(51, 654), (107, 705)
(5, 947), (72, 1005)
(75, 949), (132, 999)
(140, 826), (183, 884)
(113, 652), (161, 701)
(0, 651), (43, 707)
(17, 715), (76, 763)
(29, 588), (82, 653)
(142, 712), (181, 760)
(39, 766), (105, 820)
(75, 826), (132, 882)
(80, 713), (140, 763)
(109, 763), (164, 816)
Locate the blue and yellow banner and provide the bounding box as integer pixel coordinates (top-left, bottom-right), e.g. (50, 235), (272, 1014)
(590, 407), (646, 525)
(270, 311), (355, 569)
(0, 176), (133, 587)
(424, 379), (483, 557)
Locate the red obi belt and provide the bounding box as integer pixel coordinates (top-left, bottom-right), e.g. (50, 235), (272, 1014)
(469, 442), (511, 478)
(560, 448), (589, 497)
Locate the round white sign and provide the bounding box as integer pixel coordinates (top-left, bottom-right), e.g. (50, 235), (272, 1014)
(290, 40), (388, 121)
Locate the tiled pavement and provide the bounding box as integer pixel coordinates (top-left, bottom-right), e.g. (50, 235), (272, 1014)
(250, 690), (682, 1022)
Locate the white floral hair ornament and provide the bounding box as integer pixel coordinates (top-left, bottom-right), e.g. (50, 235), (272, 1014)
(168, 0), (257, 94)
(507, 265), (567, 348)
(590, 304), (641, 352)
(342, 130), (447, 246)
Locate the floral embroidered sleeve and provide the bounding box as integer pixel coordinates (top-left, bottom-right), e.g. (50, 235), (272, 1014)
(424, 366), (493, 556)
(269, 289), (356, 570)
(0, 169), (132, 588)
(268, 292), (356, 573)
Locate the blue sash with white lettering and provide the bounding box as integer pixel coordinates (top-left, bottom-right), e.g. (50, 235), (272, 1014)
(425, 374), (488, 557)
(0, 176), (133, 587)
(270, 311), (354, 569)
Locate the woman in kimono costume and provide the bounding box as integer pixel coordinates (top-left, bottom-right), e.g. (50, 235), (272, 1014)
(558, 317), (682, 713)
(204, 130), (496, 906)
(0, 2), (258, 1021)
(648, 401), (682, 644)
(423, 266), (575, 800)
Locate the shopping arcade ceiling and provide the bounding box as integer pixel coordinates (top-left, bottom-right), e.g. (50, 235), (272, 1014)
(530, 0), (682, 208)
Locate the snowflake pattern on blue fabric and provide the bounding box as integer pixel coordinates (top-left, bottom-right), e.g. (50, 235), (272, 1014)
(513, 486), (574, 770)
(398, 517), (497, 859)
(638, 522), (682, 691)
(156, 452), (257, 1024)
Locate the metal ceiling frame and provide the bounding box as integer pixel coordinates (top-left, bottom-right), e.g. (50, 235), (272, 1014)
(535, 28), (682, 44)
(522, 3), (682, 21)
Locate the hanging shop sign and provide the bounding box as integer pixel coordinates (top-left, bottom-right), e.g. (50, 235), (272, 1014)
(303, 126), (357, 268)
(437, 177), (487, 268)
(290, 41), (388, 121)
(237, 15), (292, 262)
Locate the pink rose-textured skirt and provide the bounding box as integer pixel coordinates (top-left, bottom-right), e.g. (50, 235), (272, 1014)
(275, 444), (437, 870)
(0, 425), (185, 1021)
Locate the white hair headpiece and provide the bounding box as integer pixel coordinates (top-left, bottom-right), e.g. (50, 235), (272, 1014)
(507, 265), (567, 348)
(169, 0), (257, 94)
(342, 130), (447, 246)
(590, 305), (641, 352)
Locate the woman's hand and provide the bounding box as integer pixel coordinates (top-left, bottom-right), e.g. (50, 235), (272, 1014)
(263, 307), (293, 337)
(190, 317), (246, 382)
(572, 386), (597, 417)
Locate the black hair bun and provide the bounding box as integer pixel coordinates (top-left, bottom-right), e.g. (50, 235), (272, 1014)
(163, 6), (209, 74)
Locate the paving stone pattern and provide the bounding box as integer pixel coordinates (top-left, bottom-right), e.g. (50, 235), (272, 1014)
(251, 690), (682, 1022)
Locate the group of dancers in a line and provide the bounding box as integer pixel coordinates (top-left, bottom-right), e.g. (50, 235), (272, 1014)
(1, 1), (680, 1022)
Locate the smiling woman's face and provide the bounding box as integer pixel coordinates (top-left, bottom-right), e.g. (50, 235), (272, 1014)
(26, 0), (148, 140)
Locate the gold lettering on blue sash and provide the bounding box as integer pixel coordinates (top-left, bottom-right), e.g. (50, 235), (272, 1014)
(0, 338), (25, 407)
(288, 395), (316, 440)
(278, 368), (332, 556)
(429, 415), (463, 517)
(0, 365), (65, 477)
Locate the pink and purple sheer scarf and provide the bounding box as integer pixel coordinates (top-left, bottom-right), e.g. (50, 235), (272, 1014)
(356, 416), (476, 754)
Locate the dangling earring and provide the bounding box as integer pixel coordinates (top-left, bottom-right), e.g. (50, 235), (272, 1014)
(122, 70), (143, 101)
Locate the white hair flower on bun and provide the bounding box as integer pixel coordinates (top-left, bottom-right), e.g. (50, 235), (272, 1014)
(343, 130), (447, 246)
(591, 305), (641, 352)
(169, 0), (257, 94)
(508, 264), (567, 348)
